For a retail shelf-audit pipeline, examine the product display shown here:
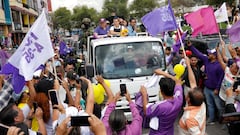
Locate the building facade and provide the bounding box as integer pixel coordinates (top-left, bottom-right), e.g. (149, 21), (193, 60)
(0, 0), (52, 47)
(0, 0), (12, 45)
(10, 0), (39, 46)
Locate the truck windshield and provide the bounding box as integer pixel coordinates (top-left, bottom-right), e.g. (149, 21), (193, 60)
(95, 41), (165, 79)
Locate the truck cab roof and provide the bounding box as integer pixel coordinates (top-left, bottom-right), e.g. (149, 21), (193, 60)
(90, 36), (163, 47)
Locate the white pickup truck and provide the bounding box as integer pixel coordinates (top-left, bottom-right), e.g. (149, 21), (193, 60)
(86, 36), (166, 120)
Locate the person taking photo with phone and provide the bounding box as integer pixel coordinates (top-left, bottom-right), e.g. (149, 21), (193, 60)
(96, 75), (143, 135)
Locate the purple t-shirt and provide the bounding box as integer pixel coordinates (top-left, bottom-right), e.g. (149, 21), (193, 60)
(146, 84), (183, 135)
(94, 26), (109, 35)
(0, 50), (10, 67)
(189, 45), (224, 90)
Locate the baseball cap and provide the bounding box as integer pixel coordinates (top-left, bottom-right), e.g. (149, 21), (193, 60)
(207, 48), (217, 55)
(99, 18), (106, 23)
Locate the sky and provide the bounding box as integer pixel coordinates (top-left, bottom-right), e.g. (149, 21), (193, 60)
(51, 0), (134, 12)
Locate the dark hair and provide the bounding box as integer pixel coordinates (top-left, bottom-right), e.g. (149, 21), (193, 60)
(109, 110), (126, 133)
(93, 104), (101, 118)
(15, 122), (29, 135)
(129, 18), (136, 22)
(228, 59), (234, 67)
(189, 54), (197, 59)
(35, 78), (54, 97)
(113, 16), (119, 20)
(0, 103), (18, 126)
(165, 47), (171, 51)
(159, 78), (175, 96)
(64, 61), (75, 68)
(188, 87), (204, 106)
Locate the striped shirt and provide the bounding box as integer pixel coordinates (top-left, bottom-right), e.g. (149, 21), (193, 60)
(178, 103), (206, 135)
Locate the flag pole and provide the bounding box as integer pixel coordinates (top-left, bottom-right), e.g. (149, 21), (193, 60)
(51, 57), (58, 79)
(48, 68), (63, 83)
(218, 32), (223, 41)
(177, 29), (186, 57)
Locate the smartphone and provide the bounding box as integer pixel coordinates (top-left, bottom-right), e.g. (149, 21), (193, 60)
(0, 123), (9, 135)
(48, 90), (59, 107)
(33, 102), (38, 113)
(71, 116), (90, 126)
(120, 84), (126, 96)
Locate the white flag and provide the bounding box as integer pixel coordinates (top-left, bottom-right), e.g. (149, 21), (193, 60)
(8, 9), (54, 81)
(214, 2), (228, 23)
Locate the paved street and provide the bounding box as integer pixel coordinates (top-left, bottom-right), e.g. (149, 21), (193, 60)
(142, 118), (229, 135)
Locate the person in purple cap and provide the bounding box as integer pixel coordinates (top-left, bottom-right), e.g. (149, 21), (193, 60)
(140, 69), (183, 135)
(188, 41), (224, 125)
(93, 18), (110, 38)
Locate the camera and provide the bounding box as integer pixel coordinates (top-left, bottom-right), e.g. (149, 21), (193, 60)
(71, 116), (90, 126)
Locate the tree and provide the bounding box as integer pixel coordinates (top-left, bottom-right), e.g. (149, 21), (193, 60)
(53, 7), (71, 30)
(101, 0), (128, 19)
(205, 0), (235, 6)
(170, 0), (196, 8)
(71, 6), (99, 28)
(129, 0), (159, 19)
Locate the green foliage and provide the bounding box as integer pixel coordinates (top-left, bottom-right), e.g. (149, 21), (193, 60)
(205, 0), (235, 6)
(53, 7), (71, 30)
(101, 0), (128, 19)
(170, 0), (196, 7)
(129, 0), (159, 19)
(71, 6), (99, 28)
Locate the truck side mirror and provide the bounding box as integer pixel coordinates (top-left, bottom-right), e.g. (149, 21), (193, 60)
(86, 64), (94, 78)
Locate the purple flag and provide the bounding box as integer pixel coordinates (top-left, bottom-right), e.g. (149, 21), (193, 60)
(141, 0), (177, 36)
(59, 41), (67, 55)
(0, 64), (45, 94)
(1, 63), (25, 93)
(226, 20), (240, 43)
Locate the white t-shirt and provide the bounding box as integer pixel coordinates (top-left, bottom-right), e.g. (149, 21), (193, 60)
(110, 25), (124, 32)
(219, 67), (235, 101)
(28, 129), (39, 135)
(21, 104), (31, 119)
(165, 54), (171, 64)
